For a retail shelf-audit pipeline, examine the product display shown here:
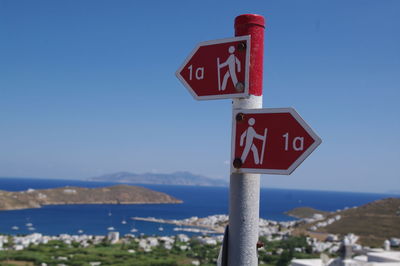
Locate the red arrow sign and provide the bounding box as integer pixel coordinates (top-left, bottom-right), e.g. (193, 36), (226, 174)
(176, 36), (250, 100)
(231, 108), (321, 175)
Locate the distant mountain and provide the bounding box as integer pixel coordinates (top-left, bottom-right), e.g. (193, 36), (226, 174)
(387, 190), (400, 195)
(89, 171), (228, 187)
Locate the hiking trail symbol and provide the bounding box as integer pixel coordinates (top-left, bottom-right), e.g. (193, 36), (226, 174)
(240, 118), (268, 165)
(232, 108), (322, 175)
(175, 36), (250, 100)
(217, 46), (241, 91)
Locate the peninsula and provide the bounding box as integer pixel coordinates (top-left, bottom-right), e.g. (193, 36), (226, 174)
(0, 185), (182, 211)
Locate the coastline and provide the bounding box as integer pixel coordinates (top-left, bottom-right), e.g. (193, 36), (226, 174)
(0, 177), (397, 237)
(0, 201), (183, 212)
(132, 216), (226, 234)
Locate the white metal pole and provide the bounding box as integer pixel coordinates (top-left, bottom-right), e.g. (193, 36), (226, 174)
(229, 96), (262, 266)
(228, 14), (265, 266)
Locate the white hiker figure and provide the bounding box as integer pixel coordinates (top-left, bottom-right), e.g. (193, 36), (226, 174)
(217, 46), (241, 91)
(240, 118), (268, 165)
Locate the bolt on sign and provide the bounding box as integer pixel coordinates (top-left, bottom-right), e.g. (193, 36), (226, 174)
(176, 36), (250, 100)
(231, 108), (321, 175)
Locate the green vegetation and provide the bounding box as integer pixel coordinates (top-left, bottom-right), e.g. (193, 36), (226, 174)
(258, 236), (319, 266)
(0, 238), (217, 266)
(0, 236), (321, 266)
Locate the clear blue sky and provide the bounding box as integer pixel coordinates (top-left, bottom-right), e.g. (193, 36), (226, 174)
(1, 0), (399, 193)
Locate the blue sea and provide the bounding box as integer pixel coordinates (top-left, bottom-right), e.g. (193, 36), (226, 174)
(0, 177), (397, 237)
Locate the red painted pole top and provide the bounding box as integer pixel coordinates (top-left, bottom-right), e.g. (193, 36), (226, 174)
(235, 14), (265, 30)
(234, 14), (265, 97)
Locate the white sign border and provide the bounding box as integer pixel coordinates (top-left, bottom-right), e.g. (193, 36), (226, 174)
(231, 107), (322, 175)
(176, 35), (251, 100)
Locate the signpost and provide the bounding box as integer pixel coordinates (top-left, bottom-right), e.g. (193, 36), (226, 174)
(232, 108), (322, 175)
(176, 14), (321, 266)
(176, 36), (250, 100)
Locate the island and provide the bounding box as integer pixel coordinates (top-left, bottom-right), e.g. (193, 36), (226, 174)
(0, 185), (182, 211)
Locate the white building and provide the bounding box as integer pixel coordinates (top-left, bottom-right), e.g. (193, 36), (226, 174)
(291, 250), (400, 266)
(177, 234), (190, 243)
(107, 231), (119, 244)
(367, 251), (400, 263)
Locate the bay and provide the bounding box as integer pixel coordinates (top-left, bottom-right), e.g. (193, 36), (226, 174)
(0, 177), (395, 236)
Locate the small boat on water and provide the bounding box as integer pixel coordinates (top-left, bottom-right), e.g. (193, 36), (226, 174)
(158, 226), (164, 231)
(28, 227), (35, 231)
(78, 230), (84, 234)
(11, 226), (19, 230)
(130, 221), (138, 232)
(26, 223), (33, 227)
(107, 226), (115, 231)
(121, 220), (127, 225)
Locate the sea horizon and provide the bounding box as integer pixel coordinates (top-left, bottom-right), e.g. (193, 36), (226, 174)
(0, 175), (397, 196)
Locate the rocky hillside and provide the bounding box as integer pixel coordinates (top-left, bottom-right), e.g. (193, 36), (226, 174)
(321, 198), (400, 246)
(0, 185), (182, 211)
(289, 198), (400, 247)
